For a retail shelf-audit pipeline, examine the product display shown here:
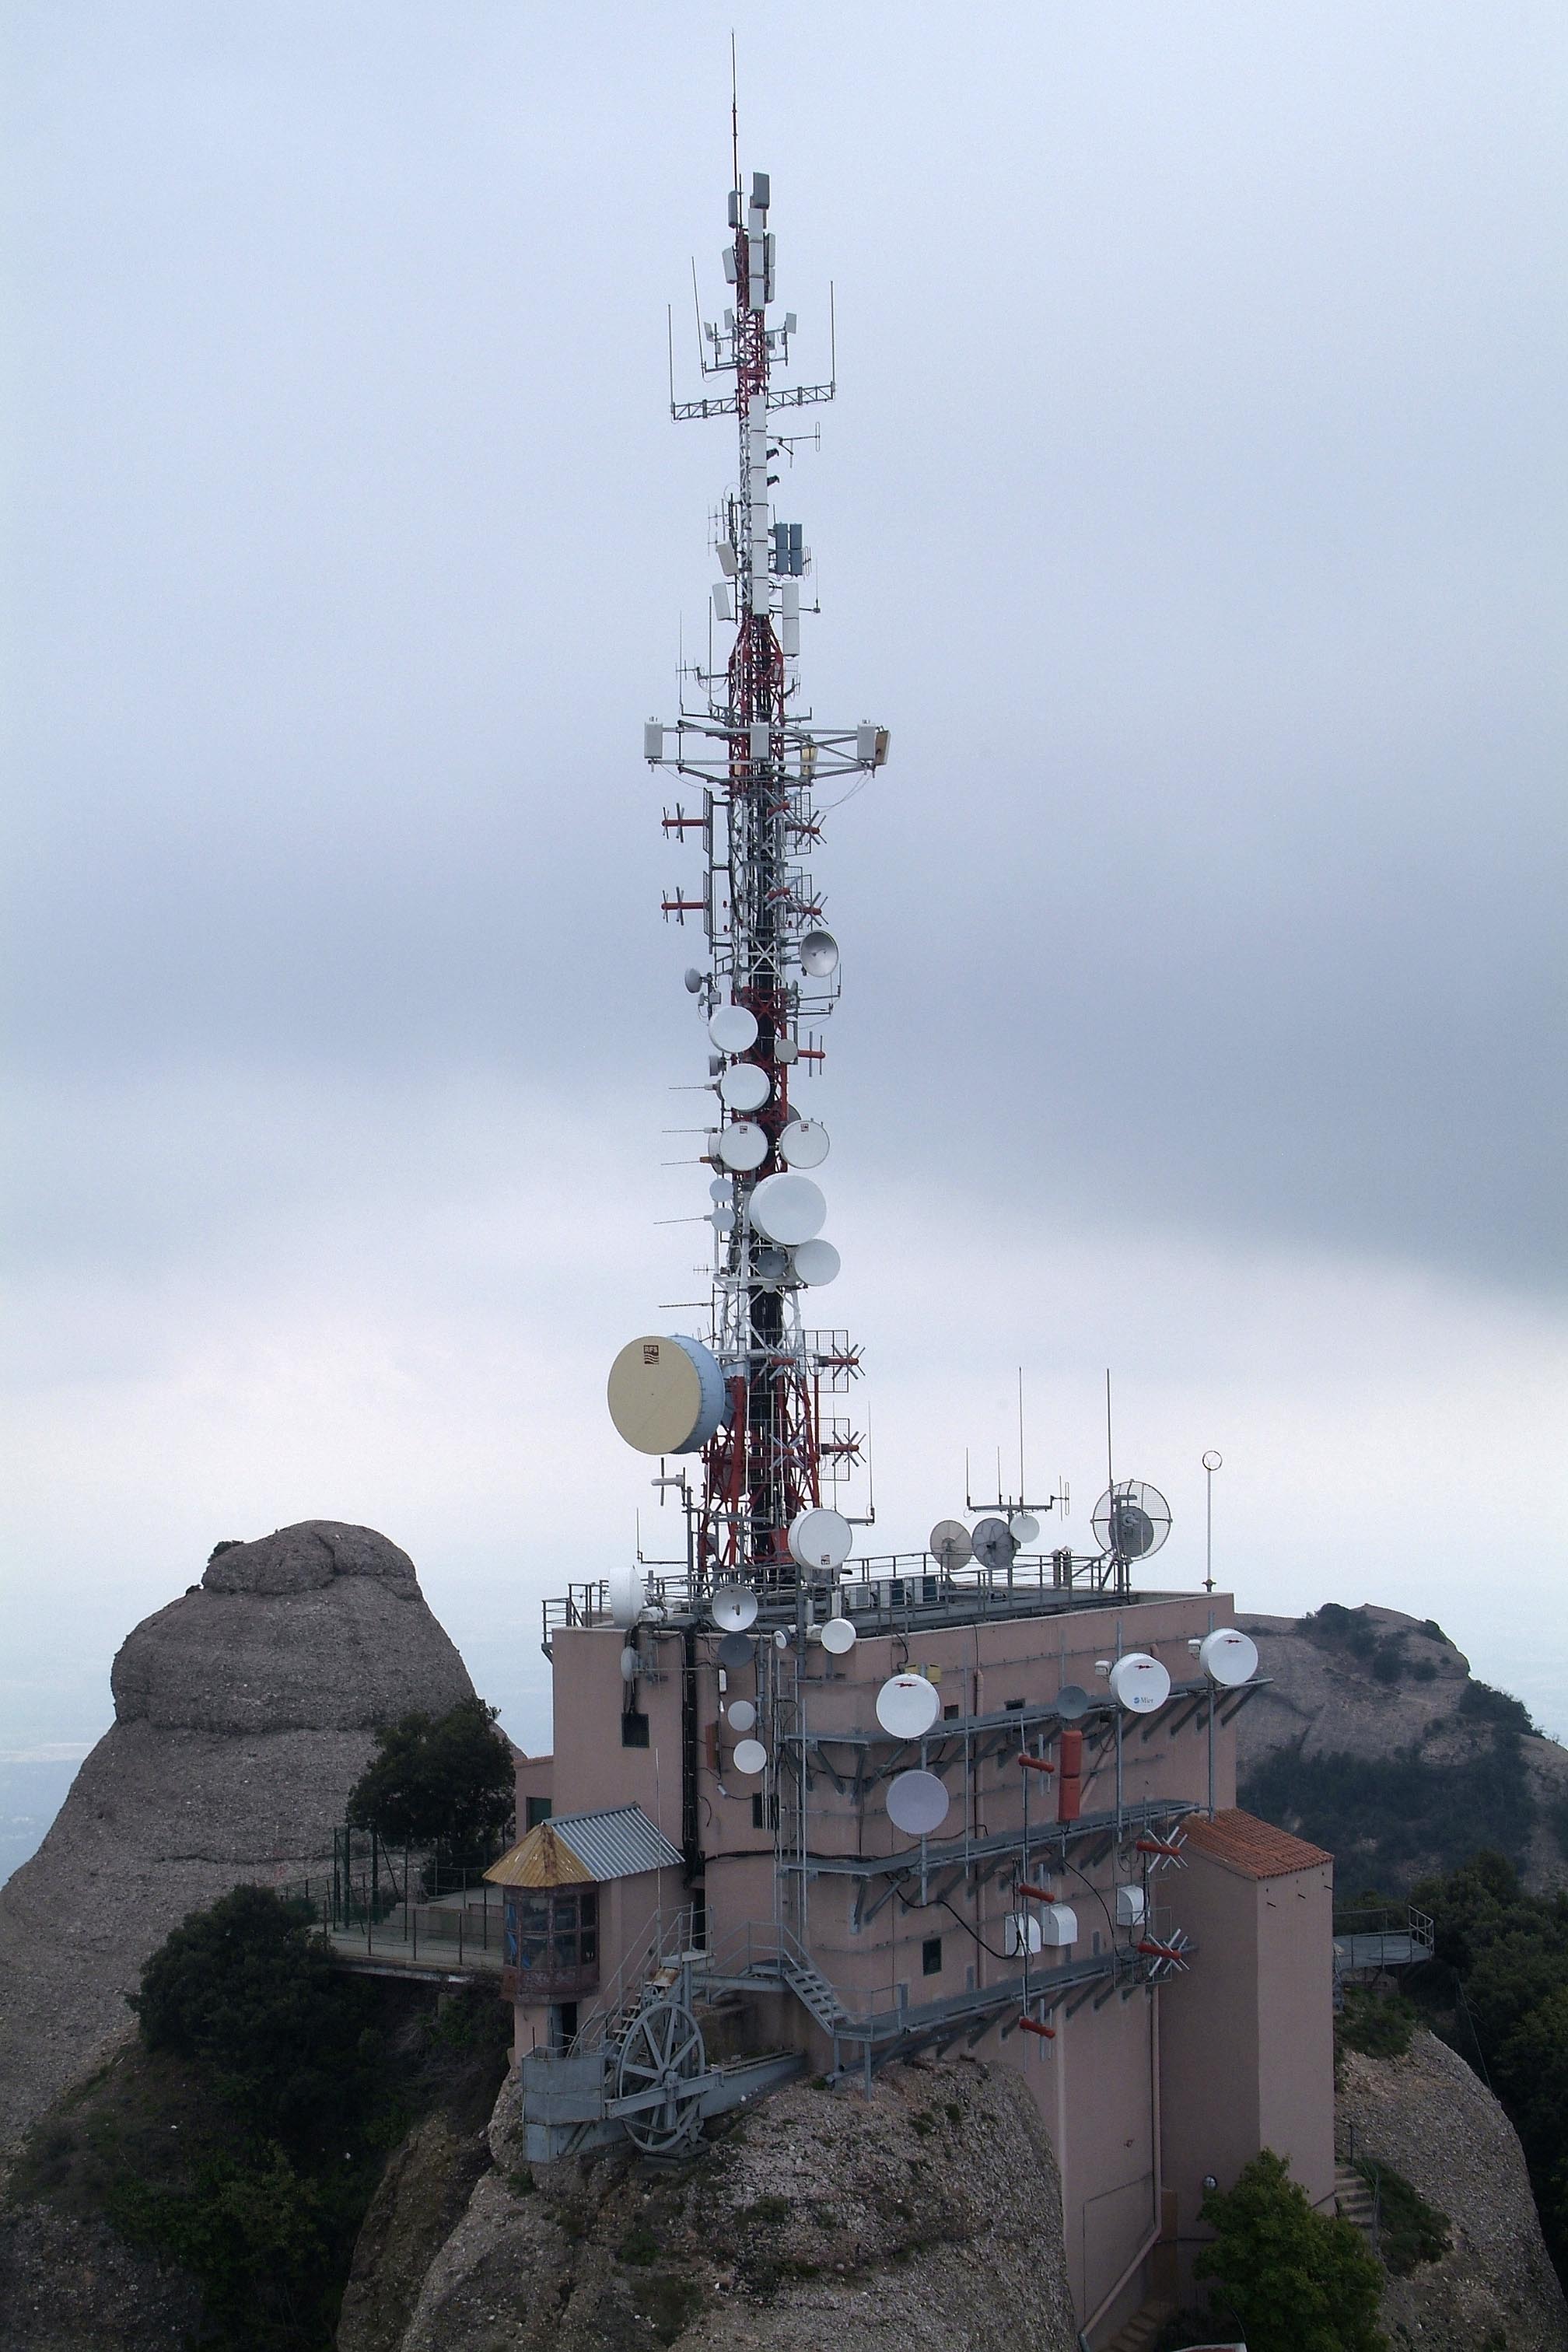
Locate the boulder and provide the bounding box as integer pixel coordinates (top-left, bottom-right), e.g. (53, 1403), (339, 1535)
(0, 1521), (475, 2149)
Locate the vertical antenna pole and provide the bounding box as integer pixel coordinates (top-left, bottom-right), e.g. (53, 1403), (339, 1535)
(1017, 1366), (1026, 1503)
(1202, 1451), (1223, 1596)
(730, 32), (740, 191)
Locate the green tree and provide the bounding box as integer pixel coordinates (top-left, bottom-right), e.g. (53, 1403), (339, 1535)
(131, 1885), (376, 2141)
(1196, 2150), (1386, 2352)
(345, 1696), (515, 1858)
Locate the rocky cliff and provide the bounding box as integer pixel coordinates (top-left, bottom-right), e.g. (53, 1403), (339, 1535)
(1340, 2027), (1568, 2352)
(0, 1521), (474, 2147)
(1235, 1605), (1568, 1890)
(338, 2055), (1080, 2352)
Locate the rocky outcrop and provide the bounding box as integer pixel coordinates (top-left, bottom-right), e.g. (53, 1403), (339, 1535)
(338, 2112), (494, 2352)
(1236, 1605), (1568, 1890)
(1339, 2028), (1568, 2352)
(348, 2055), (1078, 2352)
(0, 2203), (200, 2350)
(0, 1521), (475, 2149)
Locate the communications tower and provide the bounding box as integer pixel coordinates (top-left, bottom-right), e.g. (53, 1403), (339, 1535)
(609, 164), (889, 1603)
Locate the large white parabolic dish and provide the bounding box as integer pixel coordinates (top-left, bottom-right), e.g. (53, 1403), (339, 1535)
(799, 929), (840, 978)
(717, 1122), (768, 1172)
(607, 1334), (727, 1456)
(887, 1769), (950, 1836)
(719, 1063), (770, 1112)
(820, 1615), (856, 1656)
(876, 1673), (942, 1740)
(787, 1506), (853, 1572)
(731, 1738), (768, 1776)
(1108, 1652), (1171, 1713)
(712, 1584), (760, 1633)
(789, 1238), (841, 1286)
(1199, 1628), (1258, 1688)
(779, 1119), (830, 1169)
(708, 1003), (758, 1053)
(750, 1171), (826, 1244)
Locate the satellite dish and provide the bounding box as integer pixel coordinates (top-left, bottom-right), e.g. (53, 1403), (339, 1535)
(710, 1206), (736, 1235)
(789, 1238), (841, 1286)
(1199, 1628), (1258, 1688)
(754, 1244), (789, 1279)
(619, 1646), (639, 1682)
(607, 1334), (727, 1456)
(726, 1698), (757, 1733)
(709, 1003), (758, 1053)
(971, 1517), (1017, 1573)
(876, 1674), (941, 1739)
(1091, 1481), (1172, 1560)
(1010, 1510), (1040, 1546)
(1054, 1684), (1091, 1720)
(684, 968), (706, 995)
(787, 1506), (852, 1573)
(929, 1519), (974, 1573)
(887, 1769), (950, 1836)
(1108, 1653), (1171, 1714)
(779, 1119), (830, 1169)
(821, 1615), (856, 1655)
(709, 1177), (733, 1202)
(719, 1063), (770, 1112)
(750, 1171), (826, 1245)
(712, 1584), (760, 1632)
(717, 1122), (768, 1172)
(731, 1738), (768, 1776)
(799, 929), (840, 978)
(717, 1629), (754, 1670)
(772, 1628), (790, 1652)
(606, 1563), (645, 1629)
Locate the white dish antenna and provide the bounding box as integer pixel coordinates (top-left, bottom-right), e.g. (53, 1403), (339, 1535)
(1010, 1510), (1040, 1546)
(887, 1769), (950, 1836)
(709, 1176), (733, 1202)
(779, 1118), (830, 1169)
(929, 1519), (974, 1572)
(716, 1629), (754, 1669)
(709, 1003), (758, 1053)
(1108, 1653), (1171, 1713)
(1199, 1627), (1258, 1688)
(1091, 1480), (1172, 1560)
(712, 1584), (760, 1633)
(1003, 1912), (1044, 1957)
(790, 1238), (841, 1286)
(1054, 1684), (1091, 1720)
(750, 1171), (826, 1244)
(820, 1615), (856, 1656)
(717, 1121), (768, 1172)
(876, 1673), (941, 1740)
(787, 1506), (853, 1572)
(971, 1516), (1017, 1573)
(799, 929), (839, 978)
(719, 1063), (770, 1112)
(605, 1563), (646, 1629)
(607, 1334), (728, 1456)
(731, 1738), (768, 1776)
(619, 1645), (640, 1682)
(726, 1698), (757, 1733)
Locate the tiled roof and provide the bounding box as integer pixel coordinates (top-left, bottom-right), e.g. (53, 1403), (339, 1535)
(1181, 1808), (1333, 1880)
(485, 1804), (681, 1889)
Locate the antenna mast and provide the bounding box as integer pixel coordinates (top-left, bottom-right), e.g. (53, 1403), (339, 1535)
(639, 153), (890, 1595)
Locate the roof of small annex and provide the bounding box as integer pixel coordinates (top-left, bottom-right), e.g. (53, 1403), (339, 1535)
(1181, 1807), (1332, 1881)
(484, 1803), (682, 1889)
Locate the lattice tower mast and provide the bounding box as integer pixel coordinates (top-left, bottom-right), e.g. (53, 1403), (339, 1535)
(643, 163), (888, 1593)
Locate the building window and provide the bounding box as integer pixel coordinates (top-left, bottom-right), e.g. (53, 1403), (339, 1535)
(621, 1711), (649, 1748)
(942, 1702), (961, 1720)
(526, 1796), (553, 1829)
(922, 1936), (943, 1977)
(507, 1884), (600, 1998)
(751, 1792), (779, 1830)
(1004, 1699), (1024, 1713)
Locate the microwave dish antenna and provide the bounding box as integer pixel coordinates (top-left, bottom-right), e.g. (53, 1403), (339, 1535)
(731, 1738), (768, 1776)
(716, 1629), (754, 1669)
(750, 1172), (826, 1244)
(708, 1003), (758, 1052)
(711, 1583), (760, 1633)
(820, 1615), (856, 1655)
(1091, 1480), (1171, 1560)
(1199, 1627), (1258, 1687)
(971, 1516), (1017, 1573)
(719, 1063), (770, 1112)
(799, 929), (839, 978)
(929, 1519), (973, 1573)
(787, 1506), (852, 1572)
(726, 1698), (757, 1732)
(887, 1769), (950, 1836)
(1053, 1683), (1091, 1720)
(1108, 1653), (1171, 1713)
(789, 1237), (840, 1285)
(779, 1119), (830, 1168)
(876, 1673), (941, 1740)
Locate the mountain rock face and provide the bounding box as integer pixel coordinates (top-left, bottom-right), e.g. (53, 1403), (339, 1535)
(340, 2054), (1080, 2352)
(1340, 2028), (1568, 2351)
(0, 1521), (474, 2150)
(1235, 1605), (1568, 1890)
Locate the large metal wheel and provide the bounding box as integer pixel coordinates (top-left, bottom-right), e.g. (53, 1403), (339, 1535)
(614, 1997), (707, 2154)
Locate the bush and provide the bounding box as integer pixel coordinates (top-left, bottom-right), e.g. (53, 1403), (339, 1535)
(109, 2144), (330, 2348)
(130, 1886), (377, 2142)
(1356, 2157), (1450, 2276)
(1197, 2151), (1386, 2352)
(1338, 1986), (1417, 2060)
(1459, 1680), (1537, 1737)
(345, 1698), (515, 1858)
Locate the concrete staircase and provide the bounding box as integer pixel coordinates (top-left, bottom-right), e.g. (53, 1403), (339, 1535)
(1101, 2298), (1174, 2352)
(1335, 2160), (1377, 2244)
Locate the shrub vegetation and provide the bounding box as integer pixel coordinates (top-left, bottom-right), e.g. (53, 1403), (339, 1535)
(345, 1696), (515, 1861)
(1195, 2149), (1386, 2352)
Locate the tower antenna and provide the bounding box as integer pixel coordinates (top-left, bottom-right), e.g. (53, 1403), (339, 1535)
(730, 33), (740, 192)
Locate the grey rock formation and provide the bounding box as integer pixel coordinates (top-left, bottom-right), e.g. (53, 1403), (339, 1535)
(0, 2203), (201, 2350)
(1339, 2028), (1568, 2351)
(0, 1521), (475, 2150)
(354, 2055), (1079, 2352)
(1236, 1605), (1568, 1889)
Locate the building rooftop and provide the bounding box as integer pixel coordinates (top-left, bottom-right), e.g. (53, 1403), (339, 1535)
(485, 1804), (681, 1889)
(1182, 1808), (1332, 1881)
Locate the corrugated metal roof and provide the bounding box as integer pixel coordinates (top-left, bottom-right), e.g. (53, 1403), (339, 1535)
(485, 1804), (681, 1889)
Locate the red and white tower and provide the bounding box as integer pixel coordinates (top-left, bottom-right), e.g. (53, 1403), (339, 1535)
(609, 165), (888, 1605)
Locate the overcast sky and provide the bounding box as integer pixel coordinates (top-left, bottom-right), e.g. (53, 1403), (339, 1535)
(4, 2), (1564, 1788)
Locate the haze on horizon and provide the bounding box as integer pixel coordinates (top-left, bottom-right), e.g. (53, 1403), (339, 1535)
(3, 2), (1563, 1826)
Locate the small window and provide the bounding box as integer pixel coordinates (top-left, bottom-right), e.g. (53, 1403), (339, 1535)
(621, 1711), (649, 1748)
(751, 1792), (779, 1830)
(526, 1795), (553, 1829)
(1004, 1699), (1025, 1713)
(942, 1702), (961, 1720)
(922, 1936), (943, 1977)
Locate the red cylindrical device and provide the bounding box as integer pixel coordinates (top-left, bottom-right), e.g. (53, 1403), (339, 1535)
(1019, 2015), (1056, 2039)
(1057, 1727), (1083, 1822)
(1019, 1752), (1056, 1774)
